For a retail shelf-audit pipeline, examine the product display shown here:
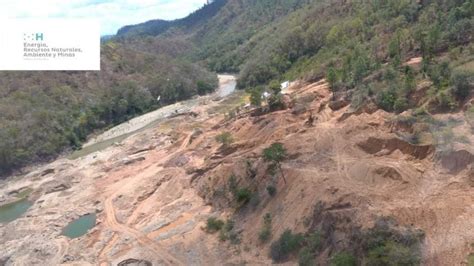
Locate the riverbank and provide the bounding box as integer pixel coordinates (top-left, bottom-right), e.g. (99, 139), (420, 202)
(82, 74), (236, 148)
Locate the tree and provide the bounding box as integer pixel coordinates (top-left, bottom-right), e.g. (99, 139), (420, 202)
(451, 71), (470, 100)
(268, 80), (281, 94)
(197, 80), (214, 95)
(388, 33), (402, 66)
(353, 56), (369, 84)
(429, 61), (451, 89)
(249, 87), (263, 107)
(404, 66), (416, 93)
(327, 67), (338, 92)
(263, 143), (288, 183)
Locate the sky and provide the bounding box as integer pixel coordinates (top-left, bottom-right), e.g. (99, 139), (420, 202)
(0, 0), (208, 35)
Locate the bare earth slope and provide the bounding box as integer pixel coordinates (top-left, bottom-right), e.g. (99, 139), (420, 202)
(0, 80), (472, 265)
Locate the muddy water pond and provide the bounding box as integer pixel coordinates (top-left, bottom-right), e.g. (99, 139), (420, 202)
(0, 198), (33, 223)
(62, 213), (96, 238)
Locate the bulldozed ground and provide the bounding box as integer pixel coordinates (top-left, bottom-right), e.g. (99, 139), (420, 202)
(0, 79), (473, 265)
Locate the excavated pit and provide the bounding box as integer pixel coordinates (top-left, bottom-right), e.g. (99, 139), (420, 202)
(357, 137), (434, 160)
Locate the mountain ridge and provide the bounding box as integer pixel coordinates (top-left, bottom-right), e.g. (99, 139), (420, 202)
(115, 0), (228, 37)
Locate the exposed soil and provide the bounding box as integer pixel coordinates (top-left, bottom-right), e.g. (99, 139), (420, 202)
(0, 79), (472, 265)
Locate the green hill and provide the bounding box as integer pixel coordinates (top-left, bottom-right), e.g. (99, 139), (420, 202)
(118, 0), (473, 98)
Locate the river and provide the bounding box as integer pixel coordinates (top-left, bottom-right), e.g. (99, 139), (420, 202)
(70, 74), (237, 159)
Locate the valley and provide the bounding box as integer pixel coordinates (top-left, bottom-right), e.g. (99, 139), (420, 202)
(0, 0), (473, 265)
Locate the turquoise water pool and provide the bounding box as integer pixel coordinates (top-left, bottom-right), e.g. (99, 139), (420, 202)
(62, 213), (97, 239)
(0, 198), (33, 223)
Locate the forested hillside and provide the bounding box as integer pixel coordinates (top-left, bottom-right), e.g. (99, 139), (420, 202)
(231, 0), (474, 112)
(0, 41), (217, 176)
(120, 0), (473, 110)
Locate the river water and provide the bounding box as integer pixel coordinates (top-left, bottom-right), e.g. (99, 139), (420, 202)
(70, 74), (237, 159)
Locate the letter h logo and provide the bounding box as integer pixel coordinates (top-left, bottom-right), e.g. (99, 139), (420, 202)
(35, 33), (44, 41)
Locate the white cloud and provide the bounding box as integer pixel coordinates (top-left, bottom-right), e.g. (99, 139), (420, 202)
(0, 0), (208, 35)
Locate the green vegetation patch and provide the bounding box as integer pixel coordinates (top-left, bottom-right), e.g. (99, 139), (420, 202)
(215, 132), (234, 147)
(259, 213), (273, 243)
(330, 251), (357, 266)
(270, 229), (305, 262)
(205, 217), (225, 233)
(468, 253), (474, 266)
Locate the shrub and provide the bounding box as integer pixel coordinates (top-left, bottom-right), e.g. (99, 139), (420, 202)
(259, 227), (272, 243)
(228, 231), (241, 245)
(215, 132), (234, 147)
(295, 231), (322, 265)
(436, 89), (456, 109)
(394, 97), (409, 113)
(219, 219), (235, 241)
(266, 185), (277, 196)
(306, 232), (322, 252)
(268, 93), (285, 111)
(429, 62), (451, 89)
(249, 192), (261, 208)
(259, 213), (273, 243)
(206, 217), (224, 233)
(361, 217), (424, 266)
(263, 143), (288, 183)
(298, 247), (314, 266)
(330, 251), (356, 266)
(377, 90), (397, 111)
(366, 241), (420, 266)
(235, 188), (252, 204)
(219, 227), (241, 245)
(270, 229), (304, 262)
(451, 71), (470, 100)
(263, 143), (287, 163)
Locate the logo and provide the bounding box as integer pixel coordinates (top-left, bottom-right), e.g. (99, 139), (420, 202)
(1, 19), (100, 70)
(23, 33), (44, 42)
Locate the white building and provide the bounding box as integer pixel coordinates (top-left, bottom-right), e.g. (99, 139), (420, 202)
(281, 81), (290, 90)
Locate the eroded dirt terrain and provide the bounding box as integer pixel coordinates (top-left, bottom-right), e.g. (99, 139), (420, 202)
(0, 79), (473, 265)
